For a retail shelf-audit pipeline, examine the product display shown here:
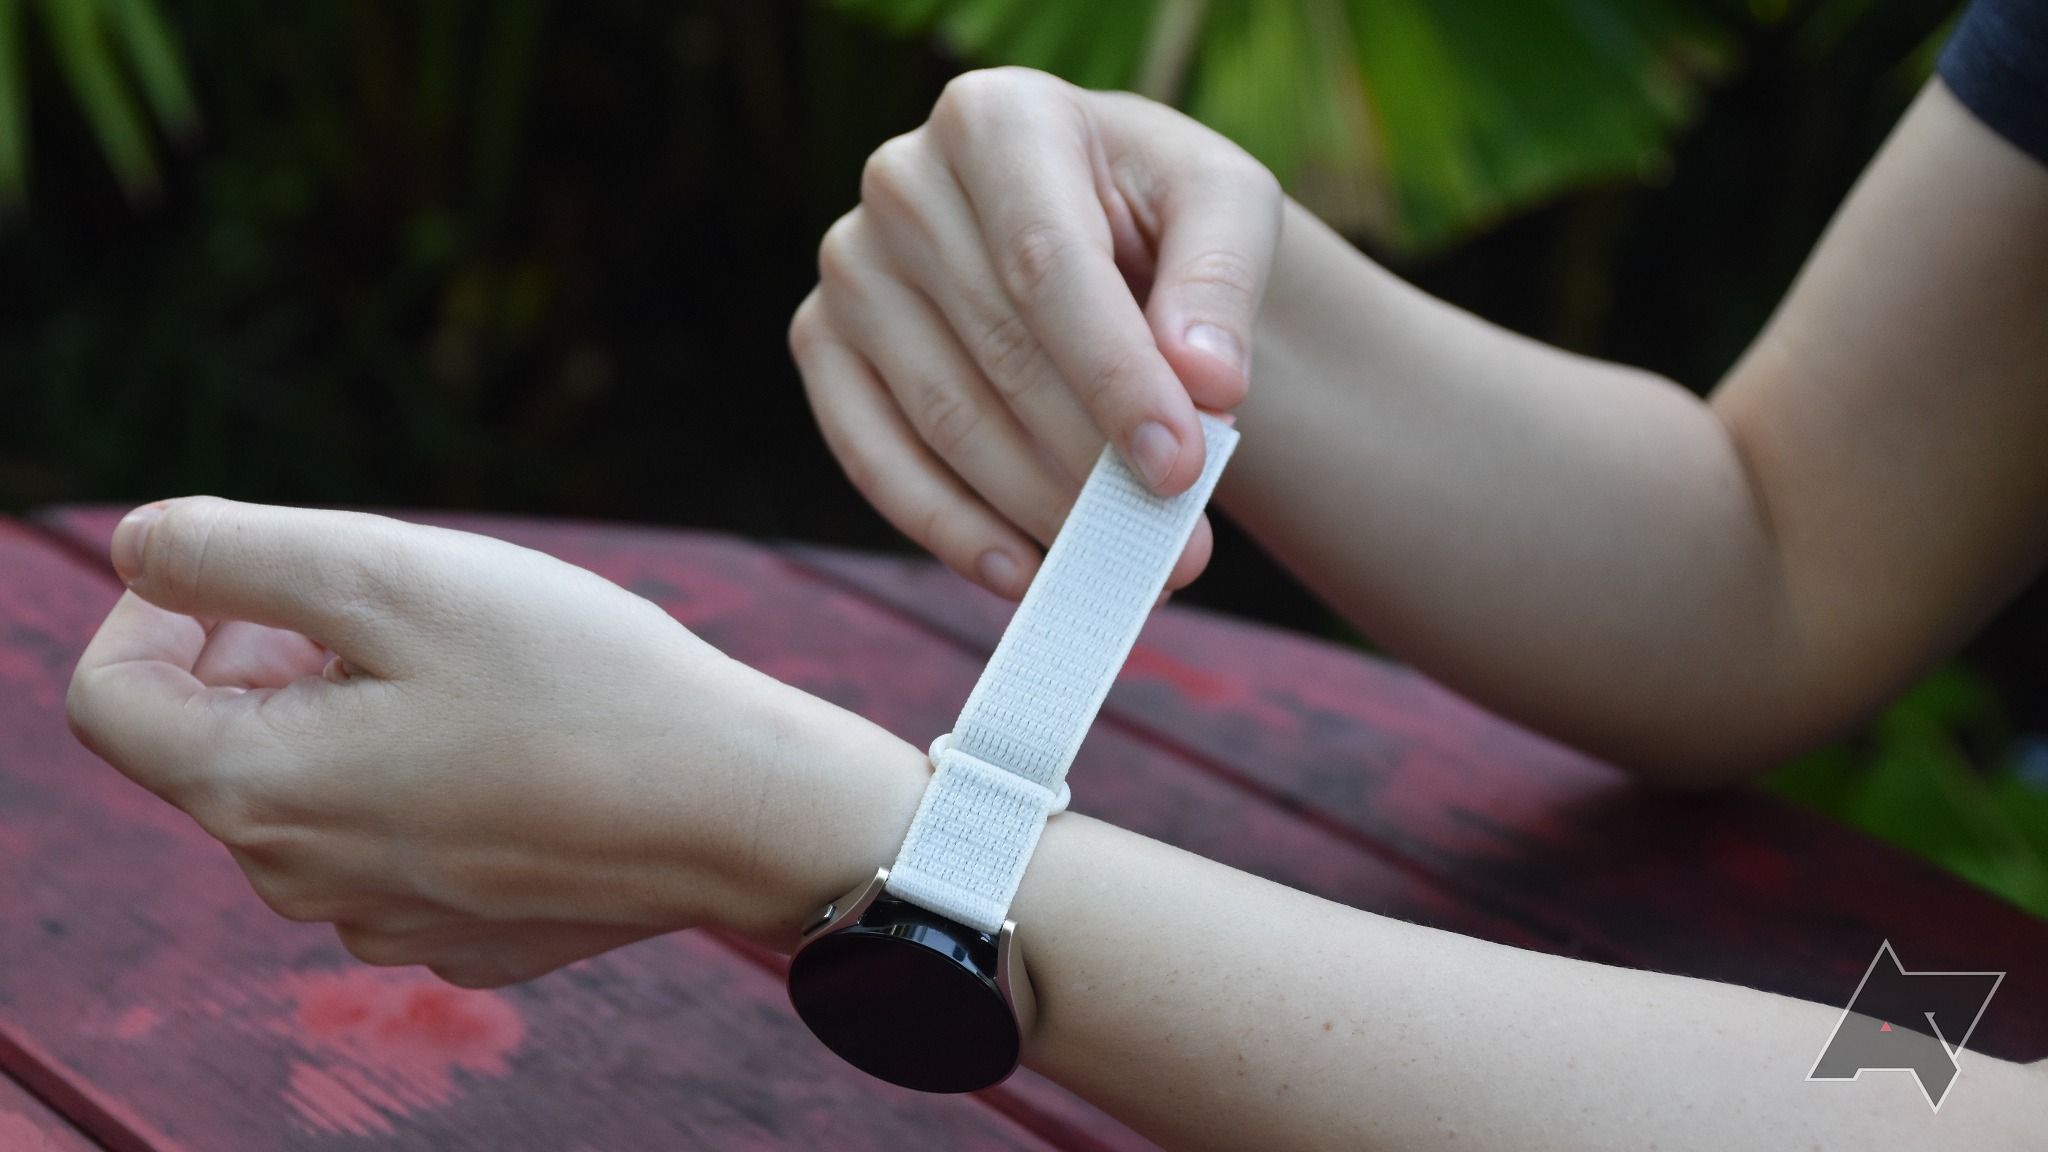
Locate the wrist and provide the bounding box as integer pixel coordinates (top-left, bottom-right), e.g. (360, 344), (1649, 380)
(1224, 198), (1400, 516)
(709, 674), (930, 952)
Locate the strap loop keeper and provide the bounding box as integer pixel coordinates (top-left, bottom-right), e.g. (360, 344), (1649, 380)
(928, 733), (1069, 815)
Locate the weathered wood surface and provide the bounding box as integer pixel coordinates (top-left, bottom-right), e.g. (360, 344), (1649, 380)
(6, 507), (2045, 1152)
(0, 1072), (100, 1152)
(3, 516), (1120, 1152)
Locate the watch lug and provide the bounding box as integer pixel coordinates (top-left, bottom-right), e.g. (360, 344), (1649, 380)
(800, 867), (891, 943)
(996, 918), (1036, 1042)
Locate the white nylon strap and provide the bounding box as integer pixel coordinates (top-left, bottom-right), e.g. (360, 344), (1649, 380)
(886, 413), (1239, 933)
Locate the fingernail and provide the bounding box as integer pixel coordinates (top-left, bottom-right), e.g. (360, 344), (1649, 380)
(1184, 323), (1243, 372)
(111, 504), (165, 586)
(1129, 420), (1181, 490)
(977, 550), (1021, 596)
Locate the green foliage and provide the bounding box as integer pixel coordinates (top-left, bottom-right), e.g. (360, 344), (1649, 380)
(0, 1), (18, 202)
(8, 0), (2037, 922)
(0, 0), (197, 213)
(1767, 665), (2048, 917)
(833, 0), (1733, 251)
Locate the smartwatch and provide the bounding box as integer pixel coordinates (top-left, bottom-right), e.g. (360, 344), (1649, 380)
(787, 413), (1239, 1093)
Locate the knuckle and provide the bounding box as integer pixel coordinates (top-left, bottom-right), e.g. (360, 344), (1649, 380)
(937, 66), (1055, 123)
(1175, 249), (1260, 312)
(929, 65), (1079, 175)
(933, 69), (1006, 126)
(999, 219), (1080, 306)
(816, 212), (864, 289)
(859, 133), (923, 212)
(146, 496), (229, 600)
(973, 312), (1042, 397)
(786, 293), (824, 360)
(911, 384), (987, 459)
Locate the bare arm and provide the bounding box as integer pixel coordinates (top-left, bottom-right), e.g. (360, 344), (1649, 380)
(1224, 81), (2048, 783)
(795, 74), (2048, 784)
(1012, 807), (2043, 1151)
(69, 502), (2043, 1151)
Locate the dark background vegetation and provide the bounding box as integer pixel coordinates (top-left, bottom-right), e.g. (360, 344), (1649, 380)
(4, 0), (2045, 913)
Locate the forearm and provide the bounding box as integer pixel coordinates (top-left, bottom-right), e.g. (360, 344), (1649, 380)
(1223, 201), (1800, 780)
(1010, 811), (2041, 1152)
(1223, 84), (2048, 784)
(742, 707), (2041, 1146)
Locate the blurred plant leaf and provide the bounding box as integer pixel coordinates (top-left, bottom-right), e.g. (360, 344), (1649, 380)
(42, 0), (157, 199)
(1768, 665), (2048, 917)
(0, 0), (26, 209)
(834, 0), (1732, 252)
(103, 0), (197, 134)
(0, 0), (197, 213)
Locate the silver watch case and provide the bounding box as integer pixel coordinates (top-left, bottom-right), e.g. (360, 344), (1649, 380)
(785, 867), (1036, 1093)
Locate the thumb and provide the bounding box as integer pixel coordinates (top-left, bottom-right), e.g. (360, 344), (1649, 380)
(1144, 161), (1283, 412)
(111, 496), (420, 675)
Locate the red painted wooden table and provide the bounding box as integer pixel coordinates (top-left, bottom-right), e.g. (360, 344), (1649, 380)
(2, 507), (2043, 1151)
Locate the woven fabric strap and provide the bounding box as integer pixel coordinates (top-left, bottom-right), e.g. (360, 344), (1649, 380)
(885, 413), (1239, 933)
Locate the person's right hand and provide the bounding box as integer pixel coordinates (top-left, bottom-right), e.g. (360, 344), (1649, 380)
(790, 67), (1282, 599)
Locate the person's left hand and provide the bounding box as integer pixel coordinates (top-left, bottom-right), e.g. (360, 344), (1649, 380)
(790, 69), (1281, 601)
(65, 497), (926, 987)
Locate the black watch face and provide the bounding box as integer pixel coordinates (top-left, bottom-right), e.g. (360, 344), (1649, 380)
(787, 895), (1021, 1093)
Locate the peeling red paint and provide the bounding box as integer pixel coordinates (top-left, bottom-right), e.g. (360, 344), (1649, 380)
(275, 969), (525, 1135)
(1119, 642), (1299, 731)
(111, 1006), (162, 1041)
(1122, 644), (1233, 703)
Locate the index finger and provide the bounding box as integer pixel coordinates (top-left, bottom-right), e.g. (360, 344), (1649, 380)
(933, 74), (1206, 495)
(66, 591), (263, 803)
(113, 497), (427, 676)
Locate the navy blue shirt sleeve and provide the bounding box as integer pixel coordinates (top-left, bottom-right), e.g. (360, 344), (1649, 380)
(1939, 0), (2048, 166)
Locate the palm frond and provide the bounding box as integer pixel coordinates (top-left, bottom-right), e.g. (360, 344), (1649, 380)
(0, 0), (27, 210)
(836, 0), (1734, 251)
(0, 0), (198, 214)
